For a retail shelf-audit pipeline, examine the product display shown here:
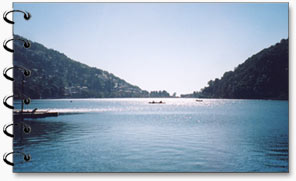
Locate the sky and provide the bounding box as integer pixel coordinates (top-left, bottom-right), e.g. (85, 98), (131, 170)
(13, 3), (288, 95)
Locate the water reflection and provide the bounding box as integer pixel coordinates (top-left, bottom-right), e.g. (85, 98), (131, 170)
(14, 119), (72, 148)
(263, 134), (288, 169)
(13, 99), (288, 172)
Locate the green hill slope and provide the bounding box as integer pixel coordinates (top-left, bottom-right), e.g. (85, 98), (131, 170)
(13, 35), (152, 99)
(182, 39), (288, 100)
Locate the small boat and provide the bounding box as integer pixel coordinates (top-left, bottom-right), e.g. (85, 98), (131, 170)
(13, 109), (59, 119)
(149, 101), (165, 104)
(196, 99), (203, 102)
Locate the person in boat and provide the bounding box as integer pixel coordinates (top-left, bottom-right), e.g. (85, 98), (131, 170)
(149, 100), (165, 104)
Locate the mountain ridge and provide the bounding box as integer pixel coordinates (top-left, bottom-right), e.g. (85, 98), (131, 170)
(181, 39), (289, 100)
(13, 35), (288, 100)
(13, 35), (170, 99)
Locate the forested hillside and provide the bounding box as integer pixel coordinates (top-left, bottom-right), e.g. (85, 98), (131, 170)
(13, 35), (170, 99)
(181, 39), (288, 100)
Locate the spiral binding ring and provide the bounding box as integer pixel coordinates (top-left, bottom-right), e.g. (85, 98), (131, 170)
(3, 152), (31, 166)
(3, 66), (31, 81)
(3, 95), (31, 110)
(3, 123), (31, 138)
(3, 38), (30, 53)
(3, 10), (31, 24)
(3, 9), (32, 167)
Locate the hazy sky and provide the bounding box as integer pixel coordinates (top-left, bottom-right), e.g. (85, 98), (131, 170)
(14, 3), (288, 95)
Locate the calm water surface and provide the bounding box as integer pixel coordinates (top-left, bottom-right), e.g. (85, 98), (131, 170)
(13, 98), (288, 172)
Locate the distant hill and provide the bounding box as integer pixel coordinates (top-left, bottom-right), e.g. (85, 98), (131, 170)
(13, 35), (170, 99)
(181, 39), (288, 100)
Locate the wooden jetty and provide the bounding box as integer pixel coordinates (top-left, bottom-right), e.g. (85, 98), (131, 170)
(14, 76), (59, 119)
(14, 110), (59, 119)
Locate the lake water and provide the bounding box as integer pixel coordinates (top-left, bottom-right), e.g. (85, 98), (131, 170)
(13, 98), (288, 172)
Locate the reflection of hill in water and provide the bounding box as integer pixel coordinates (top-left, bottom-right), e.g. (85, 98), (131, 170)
(262, 134), (288, 169)
(14, 119), (77, 148)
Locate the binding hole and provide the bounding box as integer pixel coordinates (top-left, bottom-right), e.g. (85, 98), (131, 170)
(23, 69), (31, 77)
(23, 41), (30, 48)
(23, 126), (31, 134)
(23, 98), (31, 105)
(24, 154), (31, 162)
(23, 12), (31, 20)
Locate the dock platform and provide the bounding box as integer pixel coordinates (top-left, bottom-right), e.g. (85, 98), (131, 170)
(13, 110), (59, 119)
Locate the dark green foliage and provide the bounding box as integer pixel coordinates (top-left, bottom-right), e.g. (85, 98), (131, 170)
(181, 39), (288, 100)
(149, 90), (170, 97)
(13, 35), (170, 99)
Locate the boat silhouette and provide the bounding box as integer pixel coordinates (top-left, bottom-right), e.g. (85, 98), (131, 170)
(148, 101), (165, 104)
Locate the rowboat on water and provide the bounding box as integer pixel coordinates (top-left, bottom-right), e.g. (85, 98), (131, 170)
(149, 101), (165, 104)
